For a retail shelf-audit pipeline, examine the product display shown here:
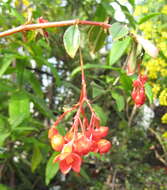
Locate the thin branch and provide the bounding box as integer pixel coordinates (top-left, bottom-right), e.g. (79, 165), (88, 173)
(128, 105), (137, 127)
(0, 19), (111, 38)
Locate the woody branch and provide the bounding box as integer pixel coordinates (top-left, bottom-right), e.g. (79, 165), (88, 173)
(0, 19), (111, 38)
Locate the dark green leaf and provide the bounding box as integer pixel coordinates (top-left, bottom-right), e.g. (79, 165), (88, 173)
(0, 118), (10, 147)
(25, 71), (43, 98)
(109, 22), (129, 40)
(31, 145), (43, 172)
(45, 152), (59, 185)
(93, 4), (107, 21)
(109, 37), (131, 65)
(101, 2), (115, 16)
(88, 26), (107, 53)
(63, 25), (80, 58)
(112, 91), (125, 112)
(120, 73), (133, 93)
(92, 82), (105, 98)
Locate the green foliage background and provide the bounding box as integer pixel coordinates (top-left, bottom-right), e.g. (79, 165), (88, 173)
(0, 0), (166, 190)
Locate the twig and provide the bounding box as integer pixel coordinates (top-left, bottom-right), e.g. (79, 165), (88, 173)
(128, 105), (137, 127)
(0, 20), (111, 38)
(111, 169), (117, 190)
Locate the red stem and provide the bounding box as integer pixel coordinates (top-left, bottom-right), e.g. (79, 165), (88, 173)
(0, 19), (111, 38)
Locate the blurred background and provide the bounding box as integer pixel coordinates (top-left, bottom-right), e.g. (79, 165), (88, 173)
(0, 0), (167, 189)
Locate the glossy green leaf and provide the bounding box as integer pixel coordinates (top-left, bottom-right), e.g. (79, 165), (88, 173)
(92, 104), (107, 125)
(145, 83), (153, 104)
(120, 73), (133, 93)
(138, 13), (161, 25)
(63, 25), (80, 58)
(31, 145), (43, 172)
(88, 26), (107, 53)
(112, 91), (125, 112)
(109, 22), (129, 41)
(93, 4), (107, 21)
(45, 152), (59, 185)
(0, 55), (15, 77)
(109, 37), (131, 65)
(9, 92), (30, 128)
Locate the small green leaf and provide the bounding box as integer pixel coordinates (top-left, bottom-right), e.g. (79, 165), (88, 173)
(9, 92), (30, 128)
(120, 73), (133, 94)
(0, 55), (15, 77)
(45, 152), (59, 185)
(92, 82), (105, 98)
(109, 37), (131, 65)
(88, 26), (107, 53)
(92, 104), (107, 125)
(63, 25), (80, 58)
(109, 22), (129, 41)
(138, 13), (161, 25)
(145, 83), (153, 104)
(31, 145), (43, 172)
(112, 91), (125, 112)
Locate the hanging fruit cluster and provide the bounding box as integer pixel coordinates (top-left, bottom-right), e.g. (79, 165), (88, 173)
(48, 55), (111, 174)
(131, 74), (147, 107)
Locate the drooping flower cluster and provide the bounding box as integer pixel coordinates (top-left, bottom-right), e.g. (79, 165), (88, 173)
(131, 74), (147, 107)
(48, 58), (111, 175)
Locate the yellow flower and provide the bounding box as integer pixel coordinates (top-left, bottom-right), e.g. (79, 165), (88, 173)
(161, 5), (167, 14)
(161, 113), (167, 124)
(152, 84), (161, 98)
(159, 89), (167, 106)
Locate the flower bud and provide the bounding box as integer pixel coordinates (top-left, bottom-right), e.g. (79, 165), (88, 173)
(92, 126), (109, 140)
(51, 134), (65, 151)
(97, 139), (111, 154)
(48, 127), (58, 139)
